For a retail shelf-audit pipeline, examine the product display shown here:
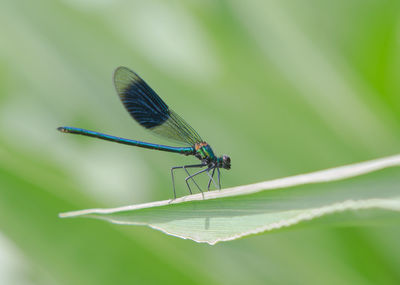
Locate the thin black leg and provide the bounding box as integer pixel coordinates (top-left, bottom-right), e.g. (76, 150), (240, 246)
(185, 167), (213, 195)
(171, 166), (183, 199)
(183, 166), (202, 192)
(217, 167), (221, 189)
(170, 164), (204, 198)
(207, 167), (216, 191)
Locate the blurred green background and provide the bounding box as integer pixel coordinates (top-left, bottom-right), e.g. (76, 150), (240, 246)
(1, 0), (400, 284)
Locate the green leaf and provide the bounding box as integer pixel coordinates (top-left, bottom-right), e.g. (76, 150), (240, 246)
(60, 154), (400, 244)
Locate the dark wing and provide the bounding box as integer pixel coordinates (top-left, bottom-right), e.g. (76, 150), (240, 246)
(113, 66), (202, 145)
(114, 66), (169, 129)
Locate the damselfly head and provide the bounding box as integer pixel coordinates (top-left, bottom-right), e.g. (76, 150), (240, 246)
(220, 155), (231, 170)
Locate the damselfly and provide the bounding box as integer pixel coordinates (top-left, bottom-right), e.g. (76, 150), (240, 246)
(58, 67), (231, 198)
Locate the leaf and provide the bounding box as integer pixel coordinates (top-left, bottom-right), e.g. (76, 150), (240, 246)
(60, 154), (400, 244)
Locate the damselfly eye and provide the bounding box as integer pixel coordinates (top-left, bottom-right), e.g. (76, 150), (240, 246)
(222, 155), (231, 169)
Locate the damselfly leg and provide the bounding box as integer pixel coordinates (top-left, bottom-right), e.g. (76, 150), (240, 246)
(184, 166), (215, 195)
(217, 167), (221, 189)
(171, 164), (204, 198)
(207, 167), (218, 191)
